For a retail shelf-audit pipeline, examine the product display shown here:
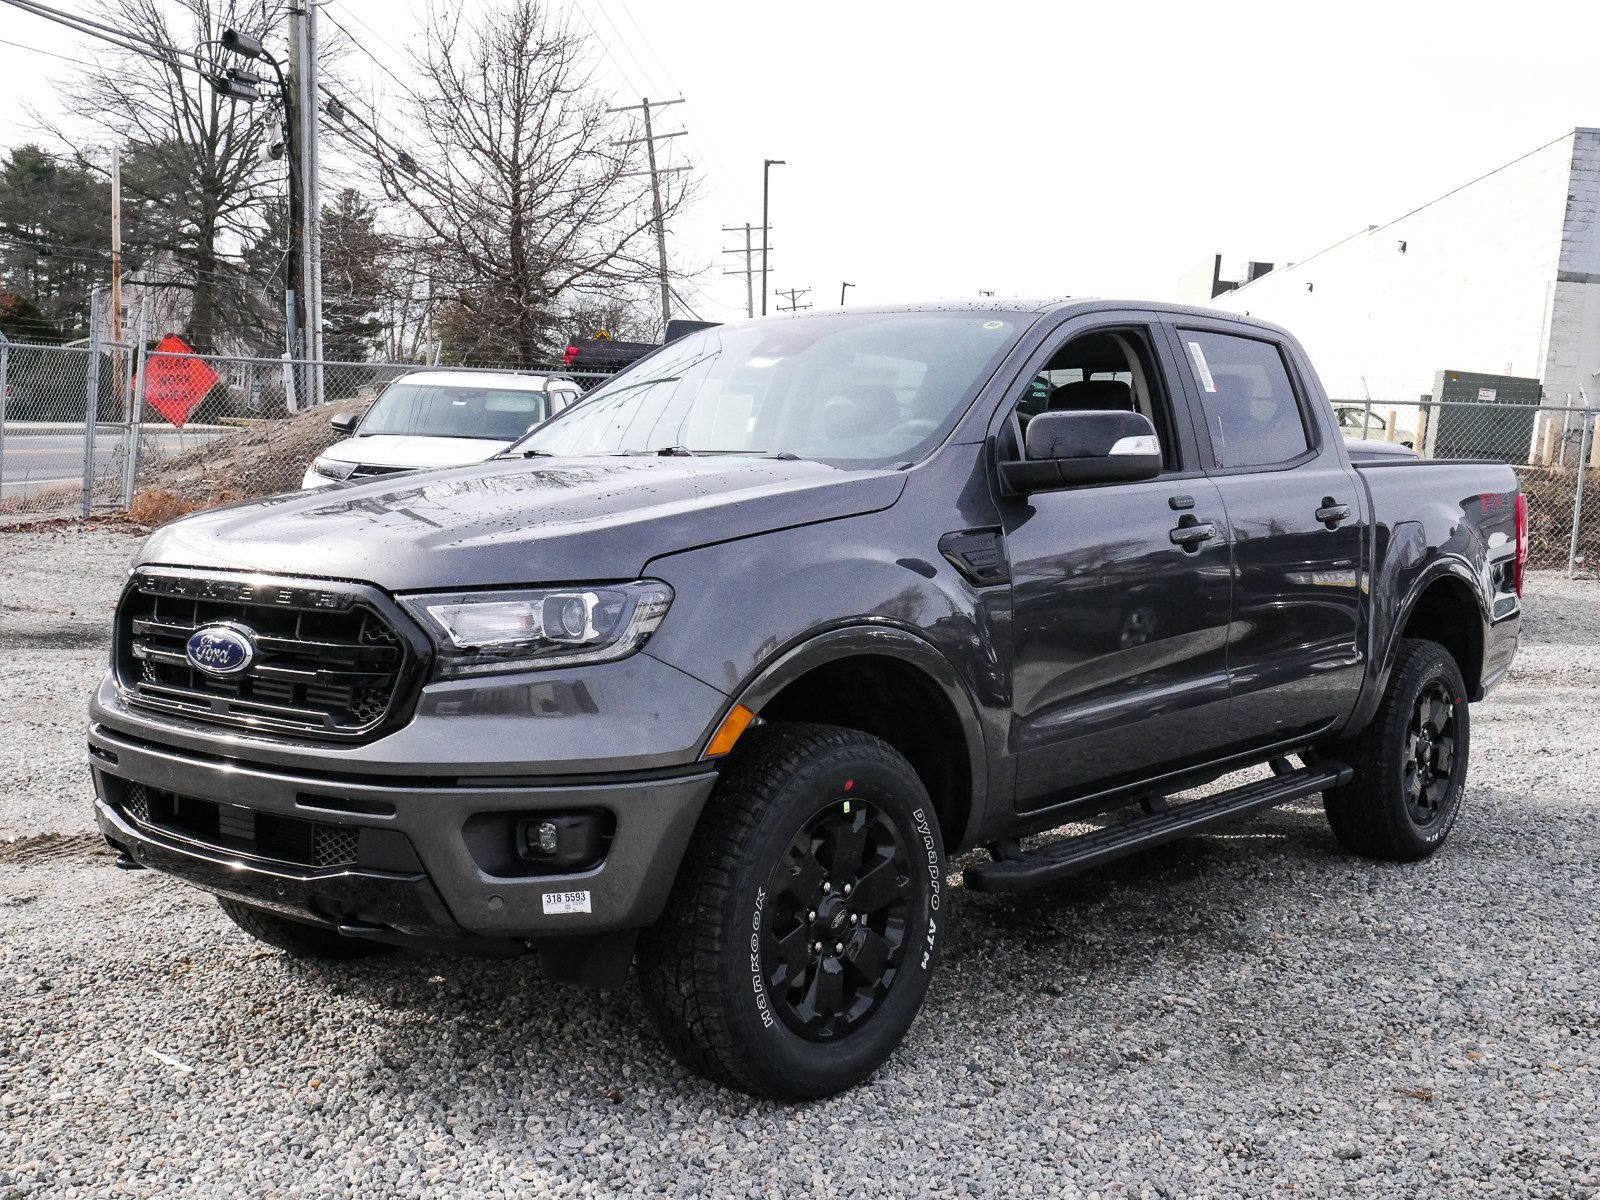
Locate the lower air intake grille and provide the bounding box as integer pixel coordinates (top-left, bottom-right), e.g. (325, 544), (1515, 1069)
(113, 781), (361, 870)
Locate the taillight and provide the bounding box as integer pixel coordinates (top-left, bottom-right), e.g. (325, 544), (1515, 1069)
(1513, 491), (1528, 597)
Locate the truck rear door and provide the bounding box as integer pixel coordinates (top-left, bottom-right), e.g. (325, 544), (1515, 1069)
(1162, 319), (1370, 750)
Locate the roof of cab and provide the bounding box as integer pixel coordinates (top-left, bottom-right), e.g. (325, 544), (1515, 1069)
(387, 369), (576, 389)
(753, 297), (1297, 340)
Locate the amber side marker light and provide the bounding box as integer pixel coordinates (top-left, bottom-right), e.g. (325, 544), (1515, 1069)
(705, 704), (756, 758)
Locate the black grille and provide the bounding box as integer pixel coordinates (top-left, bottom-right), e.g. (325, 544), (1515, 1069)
(115, 782), (360, 869)
(115, 569), (419, 740)
(349, 463), (415, 479)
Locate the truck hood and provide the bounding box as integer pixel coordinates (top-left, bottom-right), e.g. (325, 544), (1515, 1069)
(140, 455), (907, 589)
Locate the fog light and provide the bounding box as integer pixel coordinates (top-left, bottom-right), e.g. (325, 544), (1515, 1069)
(516, 811), (611, 872)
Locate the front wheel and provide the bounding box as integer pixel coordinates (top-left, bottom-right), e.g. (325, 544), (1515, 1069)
(636, 723), (946, 1100)
(1321, 638), (1471, 862)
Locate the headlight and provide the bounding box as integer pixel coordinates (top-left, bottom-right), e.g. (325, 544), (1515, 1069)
(311, 457), (357, 481)
(399, 581), (673, 677)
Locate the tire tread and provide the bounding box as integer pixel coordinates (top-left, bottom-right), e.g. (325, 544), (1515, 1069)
(635, 722), (928, 1098)
(1322, 637), (1467, 862)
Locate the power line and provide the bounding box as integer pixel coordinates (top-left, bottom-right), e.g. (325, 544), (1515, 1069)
(668, 284), (702, 322)
(318, 1), (425, 107)
(0, 0), (213, 78)
(0, 32), (83, 63)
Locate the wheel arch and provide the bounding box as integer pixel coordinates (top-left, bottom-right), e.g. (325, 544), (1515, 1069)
(1394, 564), (1488, 701)
(720, 625), (987, 852)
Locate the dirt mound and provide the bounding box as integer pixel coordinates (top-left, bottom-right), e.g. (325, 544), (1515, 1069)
(132, 400), (364, 515)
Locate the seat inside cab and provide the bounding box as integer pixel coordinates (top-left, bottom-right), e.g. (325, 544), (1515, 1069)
(1012, 330), (1176, 468)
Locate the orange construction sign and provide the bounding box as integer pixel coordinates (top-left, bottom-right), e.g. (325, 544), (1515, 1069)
(142, 334), (220, 427)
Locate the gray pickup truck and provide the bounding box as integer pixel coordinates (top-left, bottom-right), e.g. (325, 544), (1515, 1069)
(88, 301), (1523, 1098)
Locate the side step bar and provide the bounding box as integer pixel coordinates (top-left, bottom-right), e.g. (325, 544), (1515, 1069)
(964, 761), (1353, 893)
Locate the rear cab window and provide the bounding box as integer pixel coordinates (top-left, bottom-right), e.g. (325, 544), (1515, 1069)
(1178, 330), (1311, 468)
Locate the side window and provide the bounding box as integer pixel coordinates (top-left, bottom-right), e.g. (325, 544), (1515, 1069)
(1179, 331), (1310, 468)
(1014, 327), (1181, 472)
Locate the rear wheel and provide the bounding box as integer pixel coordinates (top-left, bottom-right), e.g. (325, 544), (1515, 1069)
(216, 896), (394, 960)
(1321, 638), (1471, 862)
(636, 723), (946, 1100)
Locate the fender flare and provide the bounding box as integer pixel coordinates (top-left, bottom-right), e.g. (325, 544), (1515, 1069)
(706, 623), (990, 848)
(1349, 550), (1490, 735)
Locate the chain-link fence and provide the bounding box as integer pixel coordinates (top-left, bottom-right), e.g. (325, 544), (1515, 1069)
(1330, 395), (1598, 572)
(119, 354), (609, 522)
(0, 328), (140, 522)
(0, 341), (607, 525)
(3, 339), (1597, 576)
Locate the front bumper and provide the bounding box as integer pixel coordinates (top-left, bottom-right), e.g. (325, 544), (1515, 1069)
(89, 722), (717, 943)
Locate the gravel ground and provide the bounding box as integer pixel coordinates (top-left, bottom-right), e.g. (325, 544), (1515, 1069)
(2, 528), (1598, 1198)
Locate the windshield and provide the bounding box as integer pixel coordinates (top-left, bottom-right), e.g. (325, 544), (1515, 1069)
(359, 381), (550, 441)
(509, 311), (1029, 465)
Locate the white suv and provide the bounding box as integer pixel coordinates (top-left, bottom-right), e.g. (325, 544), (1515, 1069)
(303, 370), (585, 489)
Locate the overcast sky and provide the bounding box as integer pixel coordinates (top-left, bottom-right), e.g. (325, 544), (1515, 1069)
(1, 0), (1597, 323)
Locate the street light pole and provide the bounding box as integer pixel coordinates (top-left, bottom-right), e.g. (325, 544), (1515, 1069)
(761, 158), (784, 316)
(840, 281), (855, 307)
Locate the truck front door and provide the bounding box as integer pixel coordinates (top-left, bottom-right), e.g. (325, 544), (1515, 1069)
(997, 318), (1235, 812)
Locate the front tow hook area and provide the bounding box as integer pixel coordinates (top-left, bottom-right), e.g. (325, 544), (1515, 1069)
(106, 835), (146, 871)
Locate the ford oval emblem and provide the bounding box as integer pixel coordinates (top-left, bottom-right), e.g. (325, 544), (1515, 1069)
(185, 624), (257, 676)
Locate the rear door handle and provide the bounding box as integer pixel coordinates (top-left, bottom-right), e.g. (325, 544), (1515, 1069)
(1169, 516), (1217, 549)
(1316, 498), (1352, 528)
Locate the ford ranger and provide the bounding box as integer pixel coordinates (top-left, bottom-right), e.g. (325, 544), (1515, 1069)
(87, 301), (1524, 1099)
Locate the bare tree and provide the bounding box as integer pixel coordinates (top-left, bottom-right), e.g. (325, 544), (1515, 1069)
(44, 0), (291, 352)
(379, 0), (690, 366)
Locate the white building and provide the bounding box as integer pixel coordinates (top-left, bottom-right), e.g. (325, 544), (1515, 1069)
(1181, 128), (1600, 410)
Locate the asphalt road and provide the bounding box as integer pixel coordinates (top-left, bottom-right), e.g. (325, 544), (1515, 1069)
(0, 425), (228, 499)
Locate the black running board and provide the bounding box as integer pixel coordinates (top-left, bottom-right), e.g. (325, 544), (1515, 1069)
(964, 762), (1352, 893)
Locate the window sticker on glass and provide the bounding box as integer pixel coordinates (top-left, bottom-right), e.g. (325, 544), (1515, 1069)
(1186, 340), (1217, 393)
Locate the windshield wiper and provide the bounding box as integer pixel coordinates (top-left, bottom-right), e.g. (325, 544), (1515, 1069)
(519, 448), (559, 458)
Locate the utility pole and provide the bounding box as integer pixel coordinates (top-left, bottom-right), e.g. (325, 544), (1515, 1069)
(721, 223), (768, 319)
(610, 97), (686, 325)
(109, 145), (123, 346)
(761, 159), (784, 315)
(774, 288), (811, 313)
(219, 29), (298, 367)
(289, 0), (322, 386)
(840, 281), (855, 306)
(110, 144), (126, 416)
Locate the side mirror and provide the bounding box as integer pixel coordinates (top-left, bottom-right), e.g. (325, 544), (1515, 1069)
(329, 410), (360, 435)
(1000, 409), (1162, 494)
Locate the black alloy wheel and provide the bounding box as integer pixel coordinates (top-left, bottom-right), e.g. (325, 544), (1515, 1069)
(761, 798), (913, 1041)
(1321, 637), (1471, 862)
(636, 722), (946, 1100)
(1403, 681), (1459, 827)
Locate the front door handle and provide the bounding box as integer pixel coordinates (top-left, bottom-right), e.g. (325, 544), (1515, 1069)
(1169, 516), (1217, 549)
(1316, 498), (1352, 528)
